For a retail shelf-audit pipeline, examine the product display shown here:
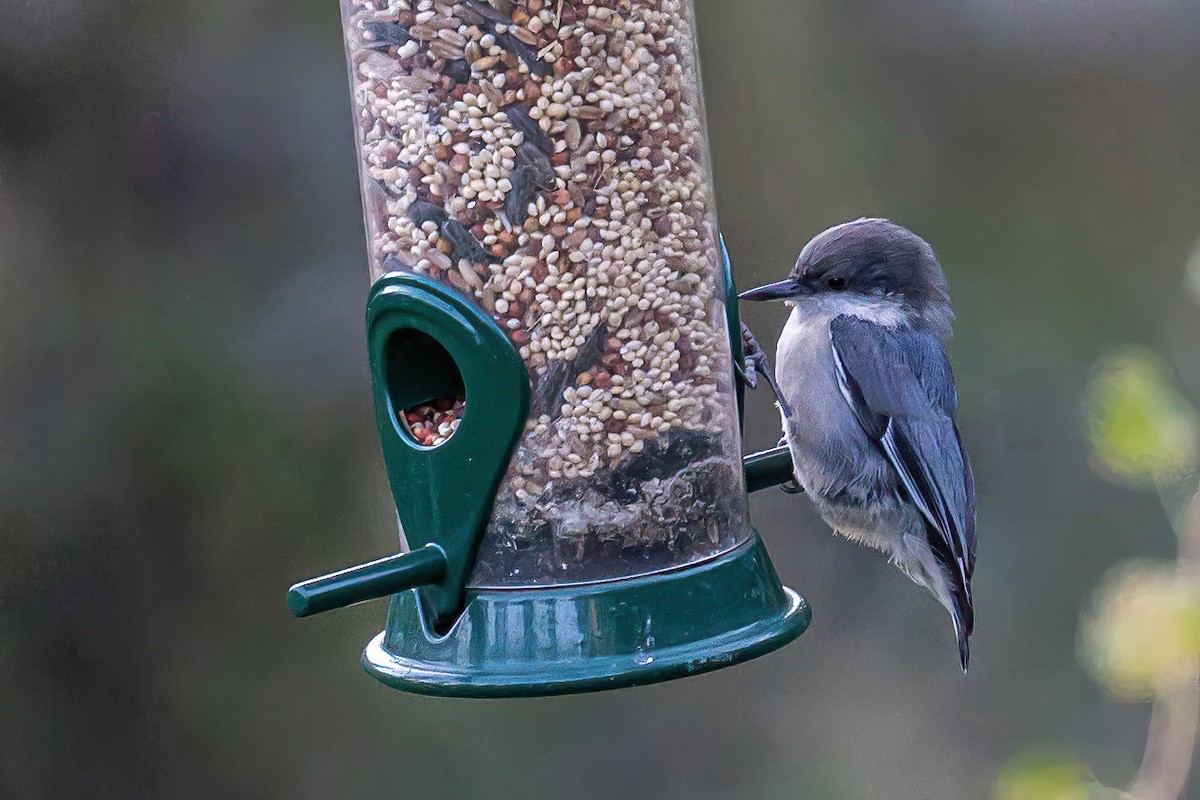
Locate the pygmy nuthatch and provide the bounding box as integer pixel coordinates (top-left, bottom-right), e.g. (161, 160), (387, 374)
(741, 218), (976, 671)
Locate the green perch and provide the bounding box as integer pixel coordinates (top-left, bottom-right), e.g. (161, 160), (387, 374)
(287, 445), (796, 618)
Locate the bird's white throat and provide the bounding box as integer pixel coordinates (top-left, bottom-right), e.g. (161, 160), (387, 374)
(784, 293), (911, 328)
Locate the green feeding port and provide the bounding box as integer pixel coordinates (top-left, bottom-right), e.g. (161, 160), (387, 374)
(384, 329), (465, 449)
(285, 0), (810, 697)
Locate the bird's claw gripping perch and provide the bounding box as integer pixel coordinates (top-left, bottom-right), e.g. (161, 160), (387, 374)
(736, 328), (804, 494)
(739, 322), (795, 418)
(732, 354), (756, 389)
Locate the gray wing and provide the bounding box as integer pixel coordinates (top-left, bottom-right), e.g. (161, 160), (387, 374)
(828, 315), (976, 619)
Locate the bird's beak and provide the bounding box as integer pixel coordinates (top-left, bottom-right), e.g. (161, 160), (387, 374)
(739, 278), (806, 302)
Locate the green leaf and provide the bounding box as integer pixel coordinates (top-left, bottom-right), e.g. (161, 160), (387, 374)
(1086, 347), (1199, 486)
(1079, 561), (1200, 700)
(992, 753), (1111, 800)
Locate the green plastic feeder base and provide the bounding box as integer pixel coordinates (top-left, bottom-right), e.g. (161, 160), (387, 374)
(362, 532), (809, 697)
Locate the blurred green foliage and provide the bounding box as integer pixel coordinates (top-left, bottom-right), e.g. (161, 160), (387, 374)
(1086, 348), (1199, 487)
(992, 753), (1111, 800)
(1080, 561), (1200, 701)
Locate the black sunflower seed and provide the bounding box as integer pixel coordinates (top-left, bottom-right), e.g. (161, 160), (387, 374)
(457, 0), (509, 25)
(362, 21), (412, 48)
(503, 104), (554, 155)
(382, 254), (415, 274)
(408, 200), (449, 228)
(440, 218), (491, 263)
(442, 58), (471, 84)
(516, 141), (556, 189)
(494, 32), (552, 78)
(505, 166), (533, 226)
(530, 322), (609, 420)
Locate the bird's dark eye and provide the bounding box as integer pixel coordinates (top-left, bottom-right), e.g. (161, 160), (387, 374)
(827, 277), (846, 290)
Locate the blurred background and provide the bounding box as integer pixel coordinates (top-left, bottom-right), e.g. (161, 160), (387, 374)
(3, 0), (1200, 797)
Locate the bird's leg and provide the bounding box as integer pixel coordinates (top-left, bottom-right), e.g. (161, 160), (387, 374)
(733, 322), (761, 385)
(741, 323), (803, 494)
(741, 322), (795, 418)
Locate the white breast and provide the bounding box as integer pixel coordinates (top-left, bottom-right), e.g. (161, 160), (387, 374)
(776, 308), (849, 453)
(773, 294), (908, 495)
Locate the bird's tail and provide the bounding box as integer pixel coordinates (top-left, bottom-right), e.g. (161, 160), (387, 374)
(949, 588), (974, 672)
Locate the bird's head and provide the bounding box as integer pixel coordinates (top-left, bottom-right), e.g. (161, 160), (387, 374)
(740, 218), (953, 336)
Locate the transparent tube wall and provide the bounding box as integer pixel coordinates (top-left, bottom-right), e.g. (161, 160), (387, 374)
(341, 0), (750, 585)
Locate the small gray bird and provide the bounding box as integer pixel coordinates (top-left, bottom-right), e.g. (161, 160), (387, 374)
(740, 218), (976, 670)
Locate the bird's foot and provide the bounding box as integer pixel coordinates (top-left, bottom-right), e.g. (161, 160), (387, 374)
(733, 357), (758, 389)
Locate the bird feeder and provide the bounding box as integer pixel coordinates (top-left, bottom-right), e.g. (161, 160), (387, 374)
(287, 0), (808, 697)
